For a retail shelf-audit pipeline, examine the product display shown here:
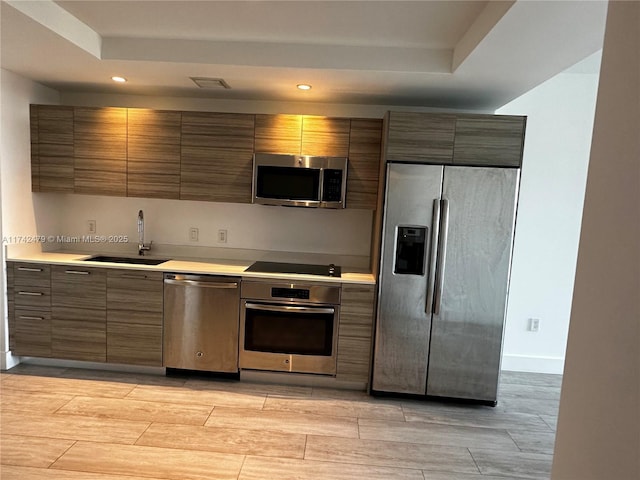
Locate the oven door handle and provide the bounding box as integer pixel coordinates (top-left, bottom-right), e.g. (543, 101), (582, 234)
(245, 302), (335, 315)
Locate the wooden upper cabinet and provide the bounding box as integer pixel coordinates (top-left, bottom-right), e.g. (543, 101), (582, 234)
(74, 107), (127, 196)
(255, 114), (302, 154)
(301, 116), (350, 156)
(181, 112), (255, 203)
(453, 114), (526, 167)
(347, 119), (382, 210)
(30, 106), (39, 192)
(127, 109), (181, 199)
(33, 105), (75, 193)
(385, 111), (456, 164)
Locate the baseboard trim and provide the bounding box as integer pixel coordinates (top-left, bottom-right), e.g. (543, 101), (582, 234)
(8, 357), (165, 375)
(501, 354), (565, 374)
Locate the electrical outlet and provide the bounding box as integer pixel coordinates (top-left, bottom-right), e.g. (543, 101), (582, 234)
(189, 227), (199, 242)
(87, 220), (96, 234)
(218, 229), (227, 243)
(528, 318), (540, 332)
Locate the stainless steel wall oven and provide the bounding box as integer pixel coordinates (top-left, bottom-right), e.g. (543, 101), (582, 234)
(240, 280), (341, 375)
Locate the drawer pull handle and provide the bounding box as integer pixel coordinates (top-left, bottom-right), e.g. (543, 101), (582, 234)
(19, 315), (45, 321)
(65, 270), (90, 275)
(17, 267), (43, 272)
(17, 291), (44, 296)
(119, 274), (149, 279)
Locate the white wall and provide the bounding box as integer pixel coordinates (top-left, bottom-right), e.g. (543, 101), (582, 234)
(40, 194), (373, 262)
(497, 66), (600, 374)
(0, 68), (60, 369)
(552, 1), (639, 477)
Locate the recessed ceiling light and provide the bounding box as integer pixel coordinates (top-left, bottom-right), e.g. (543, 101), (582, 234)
(111, 76), (127, 83)
(297, 84), (312, 91)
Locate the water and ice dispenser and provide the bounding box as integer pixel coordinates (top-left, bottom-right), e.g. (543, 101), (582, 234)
(394, 226), (427, 275)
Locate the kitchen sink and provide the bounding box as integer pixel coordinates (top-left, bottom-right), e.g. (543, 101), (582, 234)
(83, 255), (169, 266)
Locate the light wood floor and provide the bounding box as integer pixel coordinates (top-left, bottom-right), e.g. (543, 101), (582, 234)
(0, 364), (560, 480)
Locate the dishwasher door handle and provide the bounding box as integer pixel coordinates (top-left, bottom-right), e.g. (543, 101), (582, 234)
(164, 278), (239, 289)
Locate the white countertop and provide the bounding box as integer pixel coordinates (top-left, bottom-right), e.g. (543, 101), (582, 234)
(7, 251), (376, 285)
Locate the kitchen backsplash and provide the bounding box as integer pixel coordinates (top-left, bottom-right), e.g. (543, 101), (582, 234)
(33, 193), (373, 267)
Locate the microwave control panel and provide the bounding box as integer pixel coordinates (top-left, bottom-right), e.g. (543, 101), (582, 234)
(322, 169), (344, 202)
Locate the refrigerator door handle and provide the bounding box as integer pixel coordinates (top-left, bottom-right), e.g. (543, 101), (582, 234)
(425, 199), (441, 314)
(433, 198), (450, 315)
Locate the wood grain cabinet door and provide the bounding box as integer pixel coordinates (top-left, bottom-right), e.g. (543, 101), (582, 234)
(51, 266), (107, 362)
(74, 107), (127, 196)
(181, 112), (255, 203)
(106, 269), (163, 366)
(452, 114), (526, 167)
(336, 284), (376, 385)
(301, 116), (350, 157)
(127, 109), (182, 199)
(385, 112), (456, 164)
(255, 114), (302, 154)
(32, 105), (75, 193)
(347, 119), (382, 210)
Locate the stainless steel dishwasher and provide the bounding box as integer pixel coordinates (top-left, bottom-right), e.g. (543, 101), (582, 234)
(163, 273), (240, 373)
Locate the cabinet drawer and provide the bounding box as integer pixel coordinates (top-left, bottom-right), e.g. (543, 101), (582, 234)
(15, 287), (51, 309)
(52, 266), (106, 310)
(107, 269), (163, 314)
(14, 263), (51, 287)
(14, 309), (52, 357)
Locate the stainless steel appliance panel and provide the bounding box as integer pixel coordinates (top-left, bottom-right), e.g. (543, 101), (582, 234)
(372, 163), (444, 394)
(239, 280), (341, 375)
(426, 167), (519, 402)
(163, 274), (240, 373)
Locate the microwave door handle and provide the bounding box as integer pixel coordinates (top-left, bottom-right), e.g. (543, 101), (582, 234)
(318, 168), (325, 202)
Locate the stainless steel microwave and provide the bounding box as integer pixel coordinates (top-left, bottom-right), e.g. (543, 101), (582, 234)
(252, 153), (348, 208)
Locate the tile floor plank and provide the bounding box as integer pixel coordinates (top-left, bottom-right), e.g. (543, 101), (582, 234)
(127, 384), (267, 409)
(358, 418), (520, 451)
(0, 375), (135, 398)
(305, 435), (479, 473)
(238, 456), (425, 480)
(56, 396), (213, 425)
(0, 465), (168, 480)
(52, 441), (245, 480)
(508, 429), (557, 454)
(206, 406), (359, 438)
(469, 448), (553, 479)
(137, 422), (306, 458)
(0, 434), (75, 468)
(0, 411), (150, 445)
(0, 388), (75, 414)
(264, 395), (405, 421)
(402, 402), (552, 431)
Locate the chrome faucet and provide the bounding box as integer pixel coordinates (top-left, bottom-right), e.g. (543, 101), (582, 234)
(137, 209), (152, 255)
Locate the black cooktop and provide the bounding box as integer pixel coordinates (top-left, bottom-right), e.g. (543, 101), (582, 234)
(245, 261), (341, 278)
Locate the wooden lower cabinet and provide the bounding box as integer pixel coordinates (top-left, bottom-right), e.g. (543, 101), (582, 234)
(51, 266), (107, 362)
(336, 284), (376, 385)
(10, 262), (52, 357)
(106, 269), (163, 366)
(15, 309), (52, 357)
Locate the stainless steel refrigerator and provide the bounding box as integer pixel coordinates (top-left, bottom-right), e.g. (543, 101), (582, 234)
(372, 163), (519, 404)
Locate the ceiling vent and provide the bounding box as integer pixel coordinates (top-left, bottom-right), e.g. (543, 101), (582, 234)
(190, 77), (231, 89)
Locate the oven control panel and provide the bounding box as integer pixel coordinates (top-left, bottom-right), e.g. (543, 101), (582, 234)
(272, 288), (310, 300)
